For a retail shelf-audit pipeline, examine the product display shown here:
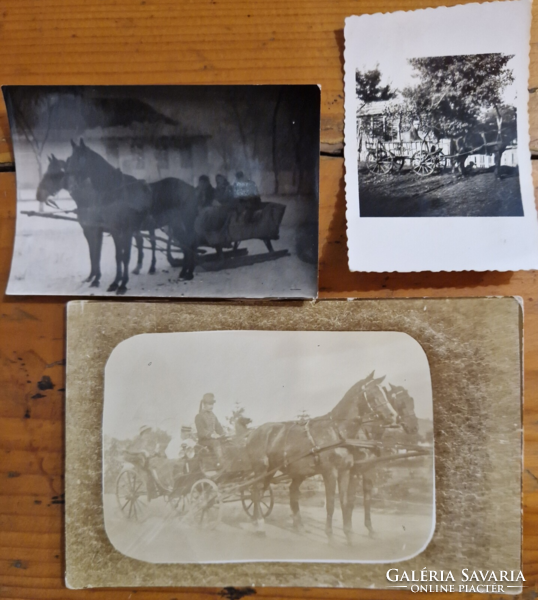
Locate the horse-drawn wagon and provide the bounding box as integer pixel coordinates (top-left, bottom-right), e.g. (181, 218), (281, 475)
(363, 136), (448, 177)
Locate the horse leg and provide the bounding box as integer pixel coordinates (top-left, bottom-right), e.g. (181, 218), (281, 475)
(107, 234), (123, 292)
(81, 227), (96, 283)
(338, 469), (353, 545)
(289, 476), (306, 533)
(179, 247), (195, 281)
(263, 239), (274, 253)
(322, 469), (337, 541)
(90, 229), (103, 287)
(149, 229), (157, 274)
(363, 472), (375, 538)
(132, 232), (144, 275)
(117, 232), (132, 295)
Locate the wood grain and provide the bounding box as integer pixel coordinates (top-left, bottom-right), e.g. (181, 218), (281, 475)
(0, 0), (537, 598)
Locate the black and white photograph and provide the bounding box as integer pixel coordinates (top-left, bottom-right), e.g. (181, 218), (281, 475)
(4, 85), (320, 298)
(344, 0), (538, 272)
(102, 331), (434, 564)
(356, 53), (522, 217)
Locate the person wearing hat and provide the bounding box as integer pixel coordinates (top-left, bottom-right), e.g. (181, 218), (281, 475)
(195, 393), (225, 467)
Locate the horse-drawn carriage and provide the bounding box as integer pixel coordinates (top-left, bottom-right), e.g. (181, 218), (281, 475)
(115, 374), (433, 539)
(116, 437), (275, 529)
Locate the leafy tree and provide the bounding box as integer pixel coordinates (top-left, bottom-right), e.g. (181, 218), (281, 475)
(403, 54), (514, 140)
(356, 67), (397, 104)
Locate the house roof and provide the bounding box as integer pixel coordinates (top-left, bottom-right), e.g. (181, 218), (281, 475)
(357, 100), (394, 117)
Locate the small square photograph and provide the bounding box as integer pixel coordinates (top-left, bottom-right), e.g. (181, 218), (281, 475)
(102, 331), (434, 564)
(356, 53), (522, 217)
(4, 85), (320, 298)
(344, 0), (538, 272)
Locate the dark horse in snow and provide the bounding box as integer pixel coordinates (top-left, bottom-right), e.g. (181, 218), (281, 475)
(244, 371), (415, 544)
(36, 141), (202, 291)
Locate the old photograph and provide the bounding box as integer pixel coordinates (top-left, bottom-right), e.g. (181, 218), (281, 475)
(357, 53), (523, 217)
(344, 0), (538, 272)
(4, 85), (320, 298)
(102, 331), (434, 564)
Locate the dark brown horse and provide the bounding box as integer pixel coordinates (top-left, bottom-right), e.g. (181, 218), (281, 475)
(37, 154), (158, 282)
(37, 142), (201, 288)
(350, 383), (420, 538)
(63, 139), (154, 294)
(245, 371), (400, 543)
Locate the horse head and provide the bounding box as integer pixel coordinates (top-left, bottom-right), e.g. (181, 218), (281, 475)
(36, 154), (67, 208)
(330, 371), (398, 439)
(384, 383), (419, 435)
(65, 138), (89, 184)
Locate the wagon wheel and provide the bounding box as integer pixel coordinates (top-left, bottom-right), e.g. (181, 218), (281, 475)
(411, 150), (436, 176)
(116, 469), (148, 520)
(189, 478), (222, 529)
(241, 485), (274, 519)
(366, 151), (392, 175)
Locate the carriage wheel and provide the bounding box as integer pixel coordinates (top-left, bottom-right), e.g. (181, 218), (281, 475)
(189, 479), (222, 529)
(411, 150), (436, 176)
(366, 151), (392, 175)
(241, 485), (274, 519)
(116, 469), (148, 520)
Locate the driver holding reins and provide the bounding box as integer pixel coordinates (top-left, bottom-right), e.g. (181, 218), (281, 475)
(195, 393), (225, 468)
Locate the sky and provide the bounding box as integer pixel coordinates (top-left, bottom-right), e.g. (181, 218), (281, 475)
(357, 54), (518, 106)
(103, 331), (433, 441)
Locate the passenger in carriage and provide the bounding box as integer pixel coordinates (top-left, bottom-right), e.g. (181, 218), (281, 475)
(195, 393), (225, 468)
(195, 175), (216, 208)
(214, 174), (235, 206)
(232, 171), (262, 223)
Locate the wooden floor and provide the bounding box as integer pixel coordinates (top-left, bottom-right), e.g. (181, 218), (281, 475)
(0, 0), (537, 598)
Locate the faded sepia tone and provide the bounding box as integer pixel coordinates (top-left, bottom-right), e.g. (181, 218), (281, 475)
(65, 298), (522, 589)
(103, 331), (434, 564)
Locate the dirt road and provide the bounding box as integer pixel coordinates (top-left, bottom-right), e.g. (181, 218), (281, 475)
(358, 168), (524, 217)
(104, 494), (434, 564)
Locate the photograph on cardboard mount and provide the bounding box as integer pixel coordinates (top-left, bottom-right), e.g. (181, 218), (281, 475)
(4, 85), (320, 298)
(102, 331), (434, 564)
(357, 53), (523, 217)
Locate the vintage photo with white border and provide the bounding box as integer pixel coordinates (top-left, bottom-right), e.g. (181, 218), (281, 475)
(103, 330), (434, 564)
(344, 0), (538, 272)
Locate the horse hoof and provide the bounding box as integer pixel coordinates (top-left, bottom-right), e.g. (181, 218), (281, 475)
(132, 268), (140, 275)
(254, 530), (267, 537)
(90, 280), (100, 288)
(108, 283), (118, 292)
(368, 529), (375, 539)
(149, 268), (156, 275)
(116, 287), (128, 296)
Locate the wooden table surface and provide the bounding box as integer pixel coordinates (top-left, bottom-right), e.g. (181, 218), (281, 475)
(0, 1), (537, 598)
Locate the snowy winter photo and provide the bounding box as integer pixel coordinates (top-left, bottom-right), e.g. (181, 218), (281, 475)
(4, 85), (320, 298)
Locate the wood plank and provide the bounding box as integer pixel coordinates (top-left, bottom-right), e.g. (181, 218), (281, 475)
(0, 0), (536, 598)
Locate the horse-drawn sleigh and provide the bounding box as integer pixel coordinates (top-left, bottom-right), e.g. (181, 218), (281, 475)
(114, 372), (433, 543)
(28, 140), (289, 293)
